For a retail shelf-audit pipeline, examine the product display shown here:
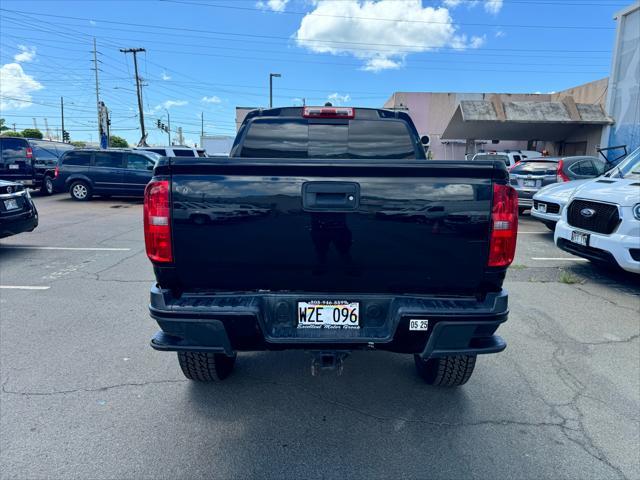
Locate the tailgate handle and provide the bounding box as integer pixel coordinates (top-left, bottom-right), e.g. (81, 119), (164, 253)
(302, 182), (360, 211)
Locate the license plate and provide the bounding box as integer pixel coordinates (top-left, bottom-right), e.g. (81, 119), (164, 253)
(4, 199), (19, 210)
(538, 203), (547, 213)
(523, 179), (536, 187)
(409, 319), (429, 331)
(571, 230), (589, 247)
(297, 301), (360, 329)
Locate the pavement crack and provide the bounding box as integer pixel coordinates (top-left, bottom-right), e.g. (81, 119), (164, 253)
(1, 379), (187, 397)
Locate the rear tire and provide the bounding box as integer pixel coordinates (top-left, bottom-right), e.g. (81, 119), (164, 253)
(70, 181), (92, 201)
(177, 351), (236, 382)
(40, 176), (54, 196)
(414, 354), (476, 387)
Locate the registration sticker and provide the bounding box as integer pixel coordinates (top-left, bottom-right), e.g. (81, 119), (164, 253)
(409, 319), (429, 331)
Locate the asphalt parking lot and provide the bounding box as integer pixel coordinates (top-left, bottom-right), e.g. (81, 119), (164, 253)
(1, 194), (638, 480)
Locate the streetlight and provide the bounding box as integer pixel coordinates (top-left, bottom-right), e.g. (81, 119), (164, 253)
(164, 108), (171, 145)
(269, 73), (281, 108)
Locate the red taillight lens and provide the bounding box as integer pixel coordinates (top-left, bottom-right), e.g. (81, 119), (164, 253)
(556, 159), (570, 182)
(488, 184), (518, 267)
(144, 180), (172, 263)
(26, 147), (33, 159)
(54, 166), (59, 179)
(303, 106), (354, 119)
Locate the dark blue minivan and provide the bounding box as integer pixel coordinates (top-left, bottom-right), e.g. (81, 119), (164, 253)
(55, 149), (159, 200)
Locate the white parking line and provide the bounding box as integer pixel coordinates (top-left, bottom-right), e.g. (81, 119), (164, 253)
(0, 286), (51, 290)
(531, 257), (589, 262)
(0, 246), (131, 251)
(519, 231), (549, 234)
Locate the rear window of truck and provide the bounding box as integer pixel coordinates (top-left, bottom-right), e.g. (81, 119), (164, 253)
(239, 119), (418, 159)
(473, 154), (509, 164)
(1, 138), (29, 163)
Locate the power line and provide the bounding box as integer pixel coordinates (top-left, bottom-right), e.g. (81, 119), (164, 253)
(0, 9), (615, 51)
(162, 0), (618, 30)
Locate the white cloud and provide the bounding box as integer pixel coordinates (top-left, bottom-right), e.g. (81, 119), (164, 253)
(161, 71), (171, 81)
(256, 0), (289, 12)
(201, 95), (221, 104)
(295, 0), (480, 72)
(469, 35), (486, 49)
(444, 0), (504, 14)
(495, 30), (506, 38)
(14, 45), (36, 63)
(0, 63), (43, 109)
(89, 20), (97, 26)
(327, 93), (351, 105)
(146, 100), (187, 114)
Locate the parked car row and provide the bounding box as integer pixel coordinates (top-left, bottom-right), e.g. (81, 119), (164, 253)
(529, 147), (640, 274)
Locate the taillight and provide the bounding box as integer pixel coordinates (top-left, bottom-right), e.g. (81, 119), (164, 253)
(54, 166), (59, 179)
(557, 159), (570, 182)
(303, 106), (354, 119)
(488, 184), (518, 267)
(144, 180), (172, 263)
(26, 147), (33, 159)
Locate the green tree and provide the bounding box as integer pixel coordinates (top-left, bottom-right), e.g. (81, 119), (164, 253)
(109, 135), (129, 148)
(0, 118), (9, 132)
(0, 131), (22, 137)
(21, 128), (43, 139)
(70, 141), (86, 147)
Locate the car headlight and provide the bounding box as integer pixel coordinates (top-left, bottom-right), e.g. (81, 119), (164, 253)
(633, 203), (640, 220)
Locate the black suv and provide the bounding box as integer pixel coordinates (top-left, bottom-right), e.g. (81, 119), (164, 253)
(0, 137), (74, 195)
(55, 149), (159, 200)
(0, 179), (38, 238)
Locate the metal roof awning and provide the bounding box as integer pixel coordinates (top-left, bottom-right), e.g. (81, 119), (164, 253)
(441, 97), (614, 141)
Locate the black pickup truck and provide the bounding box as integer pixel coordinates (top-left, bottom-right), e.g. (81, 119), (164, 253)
(145, 106), (518, 386)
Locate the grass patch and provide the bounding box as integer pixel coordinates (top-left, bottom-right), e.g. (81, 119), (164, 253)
(510, 264), (528, 271)
(558, 270), (583, 285)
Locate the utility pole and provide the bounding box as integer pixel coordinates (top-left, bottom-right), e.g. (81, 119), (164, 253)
(269, 73), (281, 108)
(12, 123), (16, 131)
(44, 118), (51, 140)
(92, 38), (101, 146)
(201, 112), (204, 137)
(60, 97), (65, 143)
(120, 47), (147, 146)
(164, 108), (171, 145)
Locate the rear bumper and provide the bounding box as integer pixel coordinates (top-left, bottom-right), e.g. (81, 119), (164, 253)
(148, 285), (509, 359)
(0, 211), (38, 238)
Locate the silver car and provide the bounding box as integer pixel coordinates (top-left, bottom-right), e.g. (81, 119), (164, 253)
(509, 156), (607, 214)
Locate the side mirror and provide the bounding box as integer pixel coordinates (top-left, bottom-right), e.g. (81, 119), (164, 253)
(420, 135), (430, 146)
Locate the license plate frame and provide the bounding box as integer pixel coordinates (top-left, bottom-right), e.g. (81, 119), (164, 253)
(571, 230), (589, 247)
(523, 179), (536, 188)
(8, 164), (19, 170)
(297, 301), (360, 329)
(538, 203), (547, 213)
(4, 198), (19, 210)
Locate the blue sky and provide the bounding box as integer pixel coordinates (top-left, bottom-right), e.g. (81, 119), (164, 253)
(0, 0), (627, 146)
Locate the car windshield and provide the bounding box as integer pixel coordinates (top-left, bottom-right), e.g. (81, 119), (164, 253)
(605, 147), (640, 179)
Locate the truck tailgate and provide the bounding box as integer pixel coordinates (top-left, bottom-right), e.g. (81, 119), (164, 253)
(165, 160), (501, 295)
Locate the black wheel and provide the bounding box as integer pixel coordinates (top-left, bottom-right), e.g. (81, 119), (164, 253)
(69, 181), (92, 201)
(177, 351), (236, 381)
(543, 221), (556, 231)
(414, 354), (477, 387)
(40, 176), (54, 196)
(518, 207), (528, 215)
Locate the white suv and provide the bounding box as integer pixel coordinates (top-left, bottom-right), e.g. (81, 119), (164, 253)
(471, 150), (541, 168)
(136, 146), (207, 157)
(554, 147), (640, 274)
